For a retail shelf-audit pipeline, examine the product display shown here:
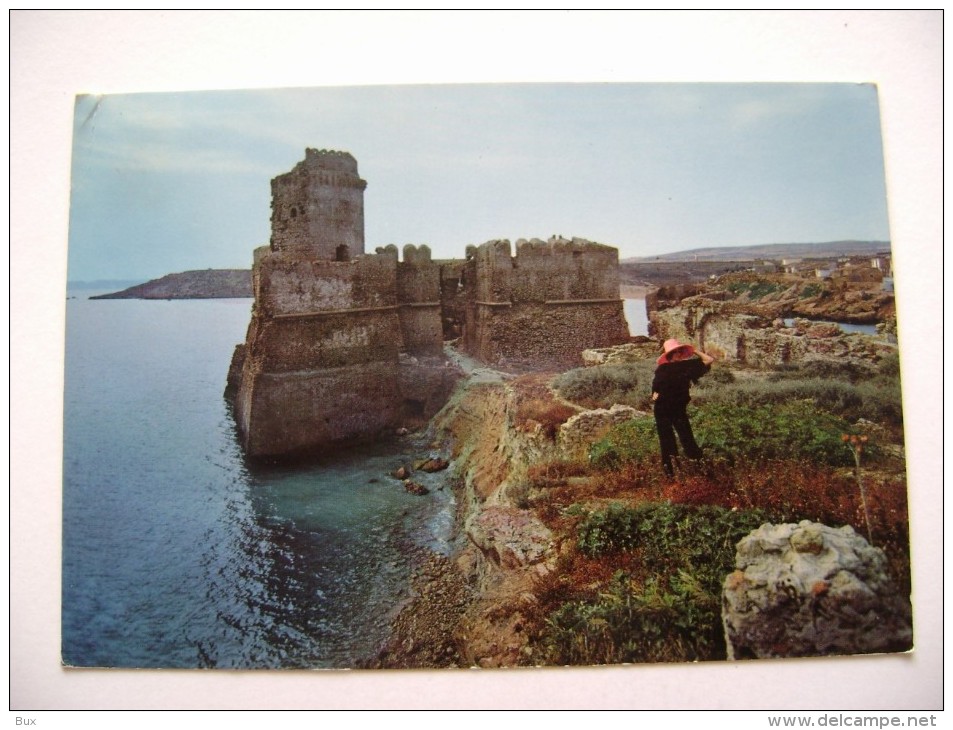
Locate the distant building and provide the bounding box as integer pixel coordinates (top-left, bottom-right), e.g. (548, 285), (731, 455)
(871, 256), (892, 276)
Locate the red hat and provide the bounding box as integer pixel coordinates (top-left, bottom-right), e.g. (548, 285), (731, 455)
(657, 338), (695, 366)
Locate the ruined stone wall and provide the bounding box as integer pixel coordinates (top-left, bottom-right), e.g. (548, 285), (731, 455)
(230, 150), (632, 457)
(396, 244), (444, 357)
(270, 149), (367, 260)
(651, 298), (897, 368)
(233, 249), (404, 456)
(462, 237), (630, 366)
(232, 242), (463, 457)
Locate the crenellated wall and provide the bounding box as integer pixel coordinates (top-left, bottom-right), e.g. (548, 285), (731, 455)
(396, 244), (444, 357)
(461, 237), (630, 367)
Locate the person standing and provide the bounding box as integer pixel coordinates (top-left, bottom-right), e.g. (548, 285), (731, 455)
(651, 338), (715, 478)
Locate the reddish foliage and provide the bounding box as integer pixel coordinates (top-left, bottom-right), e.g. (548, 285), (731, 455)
(653, 459), (910, 593)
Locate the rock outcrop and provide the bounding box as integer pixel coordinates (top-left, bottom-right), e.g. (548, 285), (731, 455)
(465, 506), (554, 570)
(581, 337), (660, 366)
(722, 521), (913, 659)
(652, 297), (896, 368)
(644, 271), (898, 369)
(558, 403), (641, 459)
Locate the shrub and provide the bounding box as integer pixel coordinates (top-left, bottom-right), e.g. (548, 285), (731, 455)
(700, 378), (863, 414)
(576, 502), (643, 557)
(693, 400), (855, 466)
(854, 377), (905, 432)
(701, 374), (903, 433)
(515, 397), (578, 440)
(877, 352), (901, 378)
(767, 359), (875, 384)
(542, 503), (769, 664)
(588, 417), (657, 470)
(554, 362), (654, 410)
(703, 366), (736, 385)
(591, 402), (855, 470)
(727, 281), (782, 300)
(542, 571), (718, 664)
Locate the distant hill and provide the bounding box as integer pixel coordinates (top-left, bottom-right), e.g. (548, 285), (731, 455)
(84, 241), (891, 299)
(624, 240), (891, 263)
(90, 269), (252, 300)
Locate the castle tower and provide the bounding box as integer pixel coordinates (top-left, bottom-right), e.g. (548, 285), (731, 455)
(269, 148), (367, 260)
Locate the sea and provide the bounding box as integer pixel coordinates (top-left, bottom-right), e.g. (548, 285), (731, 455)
(61, 292), (650, 669)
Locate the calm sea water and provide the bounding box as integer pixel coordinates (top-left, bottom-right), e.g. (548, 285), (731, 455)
(61, 294), (459, 669)
(782, 317), (879, 335)
(62, 294), (648, 669)
(623, 298), (648, 337)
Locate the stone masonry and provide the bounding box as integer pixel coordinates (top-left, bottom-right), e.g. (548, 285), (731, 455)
(228, 149), (630, 458)
(461, 237), (630, 367)
(270, 148), (367, 260)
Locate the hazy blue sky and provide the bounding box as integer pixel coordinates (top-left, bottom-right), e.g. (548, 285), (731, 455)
(67, 82), (890, 282)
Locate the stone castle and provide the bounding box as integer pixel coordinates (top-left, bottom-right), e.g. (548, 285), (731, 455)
(227, 149), (630, 458)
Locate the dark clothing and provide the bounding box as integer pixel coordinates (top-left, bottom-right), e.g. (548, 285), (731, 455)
(652, 356), (710, 476)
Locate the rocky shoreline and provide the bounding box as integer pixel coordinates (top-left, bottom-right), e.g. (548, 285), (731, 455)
(363, 551), (472, 669)
(360, 300), (906, 668)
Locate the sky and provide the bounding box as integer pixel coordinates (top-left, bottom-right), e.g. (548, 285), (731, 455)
(66, 82), (891, 282)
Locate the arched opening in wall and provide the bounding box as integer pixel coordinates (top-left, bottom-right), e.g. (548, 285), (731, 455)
(336, 244), (351, 262)
(290, 207), (297, 219)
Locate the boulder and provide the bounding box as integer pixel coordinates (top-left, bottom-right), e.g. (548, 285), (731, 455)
(466, 506), (553, 570)
(558, 404), (641, 459)
(403, 480), (430, 496)
(582, 339), (660, 366)
(416, 457), (450, 473)
(722, 520), (912, 659)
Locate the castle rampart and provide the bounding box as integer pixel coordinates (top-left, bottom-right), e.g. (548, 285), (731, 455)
(461, 237), (630, 366)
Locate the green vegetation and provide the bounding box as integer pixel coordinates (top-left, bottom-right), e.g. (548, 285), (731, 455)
(541, 502), (768, 664)
(726, 280), (783, 299)
(694, 359), (904, 437)
(520, 352), (909, 667)
(590, 400), (856, 468)
(553, 362), (655, 410)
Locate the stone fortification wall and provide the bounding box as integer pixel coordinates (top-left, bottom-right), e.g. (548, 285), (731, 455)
(396, 244), (444, 357)
(234, 248), (403, 457)
(254, 248), (397, 318)
(270, 148), (367, 260)
(462, 237), (630, 366)
(229, 151), (631, 457)
(232, 243), (457, 457)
